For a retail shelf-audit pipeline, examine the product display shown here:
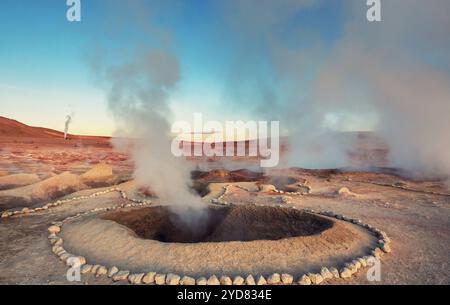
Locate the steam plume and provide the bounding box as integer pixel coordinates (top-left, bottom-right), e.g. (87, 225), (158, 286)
(64, 115), (72, 140)
(219, 0), (450, 178)
(90, 2), (205, 226)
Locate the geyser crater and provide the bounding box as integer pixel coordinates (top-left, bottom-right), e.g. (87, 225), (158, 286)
(102, 205), (334, 244)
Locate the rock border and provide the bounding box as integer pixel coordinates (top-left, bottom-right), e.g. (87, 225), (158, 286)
(1, 187), (152, 218)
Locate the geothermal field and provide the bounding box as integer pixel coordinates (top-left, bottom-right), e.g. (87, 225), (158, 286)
(0, 116), (448, 285)
(1, 1), (449, 292)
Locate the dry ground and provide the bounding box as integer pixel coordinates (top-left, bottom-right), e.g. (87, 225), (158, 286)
(0, 137), (448, 285)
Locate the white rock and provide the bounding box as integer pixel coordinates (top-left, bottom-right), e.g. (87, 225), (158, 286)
(142, 272), (156, 284)
(155, 274), (166, 285)
(233, 276), (245, 285)
(48, 225), (61, 234)
(128, 273), (145, 285)
(245, 275), (256, 285)
(180, 276), (196, 285)
(81, 265), (92, 274)
(281, 273), (293, 284)
(352, 259), (362, 270)
(108, 266), (119, 278)
(256, 275), (267, 285)
(166, 273), (181, 285)
(340, 268), (352, 279)
(196, 277), (207, 285)
(259, 184), (277, 192)
(329, 267), (340, 278)
(207, 275), (220, 285)
(358, 258), (367, 267)
(112, 271), (130, 282)
(298, 275), (311, 285)
(320, 267), (333, 280)
(267, 273), (281, 285)
(96, 266), (108, 276)
(308, 273), (324, 285)
(219, 276), (232, 285)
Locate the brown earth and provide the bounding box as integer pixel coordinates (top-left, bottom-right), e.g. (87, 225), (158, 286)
(0, 117), (448, 284)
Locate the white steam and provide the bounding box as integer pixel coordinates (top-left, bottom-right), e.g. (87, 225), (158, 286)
(64, 115), (72, 140)
(219, 0), (450, 178)
(90, 2), (205, 226)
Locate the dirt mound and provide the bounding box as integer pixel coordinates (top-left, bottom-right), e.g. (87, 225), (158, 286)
(103, 205), (333, 243)
(0, 172), (84, 210)
(81, 163), (115, 186)
(0, 173), (40, 190)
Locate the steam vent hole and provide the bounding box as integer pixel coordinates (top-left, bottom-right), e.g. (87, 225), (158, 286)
(103, 205), (334, 243)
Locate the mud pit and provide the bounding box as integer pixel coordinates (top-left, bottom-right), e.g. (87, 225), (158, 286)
(103, 205), (333, 243)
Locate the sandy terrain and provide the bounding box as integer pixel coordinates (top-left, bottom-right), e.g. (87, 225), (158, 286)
(0, 118), (448, 285)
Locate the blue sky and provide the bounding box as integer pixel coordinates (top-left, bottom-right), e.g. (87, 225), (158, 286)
(0, 0), (349, 135)
(2, 1), (446, 137)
